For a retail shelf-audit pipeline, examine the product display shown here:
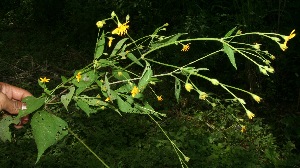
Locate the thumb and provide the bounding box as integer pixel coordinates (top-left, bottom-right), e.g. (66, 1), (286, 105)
(0, 92), (22, 114)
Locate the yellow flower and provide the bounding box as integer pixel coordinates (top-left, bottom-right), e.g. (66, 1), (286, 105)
(131, 86), (140, 97)
(279, 43), (288, 51)
(40, 77), (50, 83)
(284, 29), (296, 43)
(270, 55), (276, 60)
(241, 125), (246, 133)
(246, 110), (255, 119)
(199, 92), (208, 100)
(112, 21), (129, 36)
(253, 43), (261, 50)
(96, 21), (105, 28)
(105, 97), (110, 102)
(108, 37), (115, 47)
(157, 95), (163, 101)
(181, 43), (191, 52)
(117, 71), (123, 76)
(76, 72), (82, 82)
(251, 94), (261, 103)
(101, 106), (105, 110)
(185, 83), (193, 92)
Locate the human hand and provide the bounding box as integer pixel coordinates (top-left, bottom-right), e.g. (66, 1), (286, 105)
(0, 82), (32, 128)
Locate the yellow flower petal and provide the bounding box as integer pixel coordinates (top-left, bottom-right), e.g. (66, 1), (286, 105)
(251, 94), (261, 103)
(107, 37), (115, 47)
(157, 95), (163, 101)
(96, 21), (105, 28)
(76, 72), (82, 82)
(131, 86), (140, 97)
(241, 125), (246, 133)
(185, 83), (193, 92)
(105, 97), (110, 102)
(181, 43), (191, 52)
(40, 77), (50, 83)
(112, 21), (129, 36)
(246, 110), (255, 119)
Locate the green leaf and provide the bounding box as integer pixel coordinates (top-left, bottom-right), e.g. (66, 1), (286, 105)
(150, 33), (185, 49)
(0, 116), (19, 142)
(112, 69), (131, 81)
(94, 31), (105, 59)
(61, 86), (75, 111)
(31, 111), (68, 163)
(61, 76), (68, 84)
(224, 27), (237, 38)
(95, 59), (117, 68)
(17, 96), (45, 119)
(116, 96), (138, 113)
(73, 70), (97, 88)
(127, 53), (143, 67)
(110, 38), (128, 57)
(75, 99), (97, 116)
(115, 84), (132, 93)
(175, 78), (181, 103)
(138, 61), (153, 92)
(223, 43), (237, 70)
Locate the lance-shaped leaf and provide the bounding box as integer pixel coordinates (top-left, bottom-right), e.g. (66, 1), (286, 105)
(61, 86), (75, 111)
(138, 61), (152, 92)
(94, 31), (105, 59)
(224, 27), (237, 38)
(116, 96), (139, 113)
(0, 116), (19, 142)
(17, 96), (45, 119)
(112, 69), (131, 81)
(110, 38), (128, 57)
(175, 78), (181, 103)
(127, 53), (143, 67)
(223, 43), (237, 70)
(31, 110), (68, 163)
(150, 33), (185, 49)
(75, 99), (97, 116)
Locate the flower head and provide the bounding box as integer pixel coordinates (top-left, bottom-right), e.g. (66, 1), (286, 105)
(246, 110), (255, 119)
(117, 71), (123, 76)
(241, 125), (246, 133)
(279, 43), (288, 51)
(131, 86), (140, 97)
(76, 72), (82, 82)
(181, 43), (191, 52)
(199, 92), (208, 100)
(40, 77), (50, 83)
(108, 37), (114, 47)
(284, 29), (296, 42)
(96, 21), (105, 28)
(251, 94), (262, 103)
(253, 43), (261, 50)
(112, 21), (129, 36)
(185, 83), (193, 92)
(105, 97), (110, 102)
(270, 55), (276, 60)
(157, 95), (163, 101)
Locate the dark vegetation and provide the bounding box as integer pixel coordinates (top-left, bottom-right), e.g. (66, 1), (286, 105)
(0, 0), (300, 167)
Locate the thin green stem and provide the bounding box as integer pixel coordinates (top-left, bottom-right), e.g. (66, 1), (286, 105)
(68, 128), (110, 168)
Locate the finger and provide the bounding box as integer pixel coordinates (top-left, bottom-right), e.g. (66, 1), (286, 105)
(14, 115), (29, 129)
(0, 82), (32, 101)
(0, 92), (22, 114)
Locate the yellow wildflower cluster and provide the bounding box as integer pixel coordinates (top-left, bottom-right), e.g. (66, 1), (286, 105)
(246, 110), (255, 119)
